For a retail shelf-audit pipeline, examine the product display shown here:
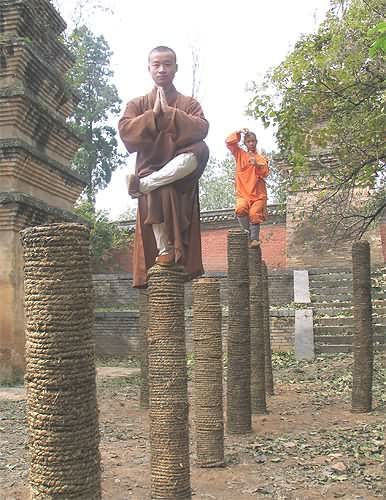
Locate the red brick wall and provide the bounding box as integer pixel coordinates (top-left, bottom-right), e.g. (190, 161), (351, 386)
(96, 245), (134, 273)
(99, 220), (385, 274)
(201, 223), (287, 273)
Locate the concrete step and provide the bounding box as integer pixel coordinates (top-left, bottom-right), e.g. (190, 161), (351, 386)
(312, 301), (352, 309)
(310, 287), (352, 295)
(310, 280), (351, 288)
(316, 345), (353, 354)
(314, 325), (386, 335)
(315, 317), (355, 326)
(316, 343), (385, 354)
(315, 334), (385, 345)
(312, 300), (386, 309)
(311, 294), (352, 301)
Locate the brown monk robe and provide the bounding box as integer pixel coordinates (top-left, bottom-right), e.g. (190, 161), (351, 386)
(118, 46), (209, 288)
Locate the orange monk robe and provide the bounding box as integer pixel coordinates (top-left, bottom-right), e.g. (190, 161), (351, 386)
(118, 85), (209, 288)
(225, 131), (269, 224)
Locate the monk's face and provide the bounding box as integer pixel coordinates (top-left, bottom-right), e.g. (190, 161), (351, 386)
(244, 134), (257, 152)
(148, 50), (177, 89)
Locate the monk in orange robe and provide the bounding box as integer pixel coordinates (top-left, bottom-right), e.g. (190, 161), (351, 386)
(226, 129), (269, 248)
(118, 46), (209, 288)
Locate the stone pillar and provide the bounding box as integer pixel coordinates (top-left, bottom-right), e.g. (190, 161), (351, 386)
(138, 289), (149, 409)
(351, 241), (373, 413)
(226, 229), (251, 434)
(262, 262), (274, 396)
(21, 223), (101, 499)
(148, 265), (191, 499)
(0, 0), (85, 382)
(249, 247), (267, 414)
(293, 270), (314, 361)
(192, 278), (224, 467)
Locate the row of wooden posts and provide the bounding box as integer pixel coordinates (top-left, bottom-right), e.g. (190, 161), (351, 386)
(20, 224), (374, 499)
(138, 229), (273, 498)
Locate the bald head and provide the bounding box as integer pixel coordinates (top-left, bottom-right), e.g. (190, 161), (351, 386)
(148, 46), (177, 63)
(148, 46), (178, 89)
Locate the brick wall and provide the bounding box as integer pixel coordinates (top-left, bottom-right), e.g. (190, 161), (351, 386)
(93, 273), (138, 308)
(94, 311), (139, 358)
(270, 309), (295, 352)
(201, 223), (287, 273)
(91, 270), (294, 357)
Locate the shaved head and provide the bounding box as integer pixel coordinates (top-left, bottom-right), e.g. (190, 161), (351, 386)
(148, 46), (177, 63)
(244, 131), (257, 141)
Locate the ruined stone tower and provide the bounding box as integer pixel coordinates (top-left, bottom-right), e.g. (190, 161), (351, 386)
(0, 0), (86, 382)
(281, 153), (384, 268)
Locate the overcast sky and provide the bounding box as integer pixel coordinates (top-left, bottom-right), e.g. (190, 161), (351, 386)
(56, 0), (331, 218)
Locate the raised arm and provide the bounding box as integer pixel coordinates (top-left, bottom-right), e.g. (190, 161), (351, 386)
(225, 131), (242, 157)
(118, 100), (158, 153)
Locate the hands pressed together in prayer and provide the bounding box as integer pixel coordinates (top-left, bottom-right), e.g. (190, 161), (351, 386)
(153, 86), (170, 115)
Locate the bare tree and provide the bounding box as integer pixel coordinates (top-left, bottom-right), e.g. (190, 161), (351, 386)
(191, 44), (201, 99)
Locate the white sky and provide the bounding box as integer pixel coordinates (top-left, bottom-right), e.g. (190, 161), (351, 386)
(57, 0), (331, 219)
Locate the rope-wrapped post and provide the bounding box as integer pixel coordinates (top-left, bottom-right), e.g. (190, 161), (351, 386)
(192, 278), (224, 467)
(249, 247), (267, 414)
(351, 241), (373, 413)
(138, 289), (149, 409)
(262, 261), (274, 396)
(147, 265), (191, 499)
(226, 229), (251, 434)
(21, 223), (101, 499)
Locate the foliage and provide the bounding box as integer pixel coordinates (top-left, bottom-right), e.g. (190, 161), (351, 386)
(199, 154), (235, 211)
(117, 205), (138, 221)
(67, 25), (126, 204)
(267, 154), (289, 205)
(51, 0), (114, 30)
(247, 0), (386, 237)
(74, 201), (131, 264)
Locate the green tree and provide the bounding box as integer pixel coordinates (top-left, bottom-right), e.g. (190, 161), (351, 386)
(117, 205), (138, 221)
(199, 155), (235, 211)
(247, 0), (385, 236)
(67, 26), (126, 205)
(74, 200), (131, 267)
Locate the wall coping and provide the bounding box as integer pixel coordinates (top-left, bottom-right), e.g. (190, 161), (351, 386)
(118, 204), (286, 231)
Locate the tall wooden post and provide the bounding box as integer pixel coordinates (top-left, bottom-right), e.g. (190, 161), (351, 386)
(351, 241), (373, 413)
(262, 261), (274, 396)
(192, 278), (224, 467)
(226, 229), (251, 434)
(22, 223), (101, 499)
(148, 265), (191, 499)
(249, 248), (267, 414)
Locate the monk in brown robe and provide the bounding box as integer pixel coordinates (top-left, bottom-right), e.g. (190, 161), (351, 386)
(118, 46), (209, 288)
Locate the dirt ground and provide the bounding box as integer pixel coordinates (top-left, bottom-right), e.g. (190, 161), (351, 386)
(0, 353), (384, 499)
